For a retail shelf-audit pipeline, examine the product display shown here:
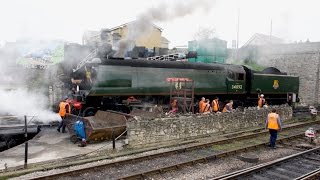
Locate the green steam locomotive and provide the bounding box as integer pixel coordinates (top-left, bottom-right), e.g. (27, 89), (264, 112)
(69, 59), (299, 116)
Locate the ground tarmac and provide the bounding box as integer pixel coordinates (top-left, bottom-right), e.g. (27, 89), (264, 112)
(0, 126), (125, 170)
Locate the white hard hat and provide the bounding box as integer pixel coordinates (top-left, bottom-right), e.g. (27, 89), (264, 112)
(260, 94), (264, 97)
(305, 128), (316, 138)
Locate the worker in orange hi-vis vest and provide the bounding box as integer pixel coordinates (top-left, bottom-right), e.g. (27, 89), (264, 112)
(57, 96), (70, 133)
(211, 97), (220, 113)
(199, 97), (206, 113)
(203, 99), (212, 114)
(222, 100), (233, 113)
(258, 94), (267, 108)
(265, 108), (282, 149)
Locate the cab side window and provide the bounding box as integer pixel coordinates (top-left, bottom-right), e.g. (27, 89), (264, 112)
(238, 73), (244, 80)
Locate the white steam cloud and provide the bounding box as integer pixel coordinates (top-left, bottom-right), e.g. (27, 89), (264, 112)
(0, 45), (61, 124)
(0, 89), (61, 123)
(114, 0), (213, 57)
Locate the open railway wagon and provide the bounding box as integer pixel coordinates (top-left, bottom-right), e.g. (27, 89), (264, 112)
(64, 111), (127, 143)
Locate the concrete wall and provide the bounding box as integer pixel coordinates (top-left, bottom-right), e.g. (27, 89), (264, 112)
(127, 105), (292, 147)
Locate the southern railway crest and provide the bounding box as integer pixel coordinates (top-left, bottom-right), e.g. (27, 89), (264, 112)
(273, 80), (279, 89)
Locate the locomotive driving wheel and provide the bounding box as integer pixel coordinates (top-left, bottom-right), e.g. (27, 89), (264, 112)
(83, 107), (96, 117)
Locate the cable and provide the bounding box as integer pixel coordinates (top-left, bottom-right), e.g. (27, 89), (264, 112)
(79, 128), (127, 157)
(27, 116), (36, 124)
(115, 129), (127, 141)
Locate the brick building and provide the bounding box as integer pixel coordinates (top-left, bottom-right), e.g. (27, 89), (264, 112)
(82, 21), (170, 49)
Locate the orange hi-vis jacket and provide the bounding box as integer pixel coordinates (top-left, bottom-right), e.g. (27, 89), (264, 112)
(204, 103), (211, 113)
(58, 102), (70, 117)
(222, 106), (227, 112)
(212, 100), (219, 112)
(222, 103), (232, 112)
(199, 100), (205, 113)
(267, 112), (280, 130)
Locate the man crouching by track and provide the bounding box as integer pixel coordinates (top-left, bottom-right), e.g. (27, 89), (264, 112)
(265, 108), (282, 149)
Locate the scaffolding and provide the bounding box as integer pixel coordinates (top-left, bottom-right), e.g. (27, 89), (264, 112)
(168, 78), (194, 113)
(73, 48), (98, 72)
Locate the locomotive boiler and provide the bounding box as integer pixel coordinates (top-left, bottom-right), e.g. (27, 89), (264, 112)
(65, 58), (299, 116)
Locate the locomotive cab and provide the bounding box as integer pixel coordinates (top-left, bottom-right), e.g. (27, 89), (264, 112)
(226, 69), (246, 94)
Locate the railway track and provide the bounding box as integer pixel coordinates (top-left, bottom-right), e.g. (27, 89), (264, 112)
(212, 147), (320, 180)
(19, 121), (320, 180)
(1, 120), (317, 178)
(293, 106), (315, 119)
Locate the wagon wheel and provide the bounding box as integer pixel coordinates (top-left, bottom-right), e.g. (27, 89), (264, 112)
(70, 135), (78, 144)
(83, 107), (96, 117)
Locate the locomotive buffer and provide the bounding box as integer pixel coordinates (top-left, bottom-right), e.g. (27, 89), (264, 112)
(169, 78), (195, 113)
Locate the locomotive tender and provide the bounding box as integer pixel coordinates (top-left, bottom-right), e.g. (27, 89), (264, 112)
(68, 58), (299, 116)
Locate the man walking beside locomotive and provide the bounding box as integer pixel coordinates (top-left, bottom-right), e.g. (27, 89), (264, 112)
(265, 108), (282, 149)
(57, 97), (70, 133)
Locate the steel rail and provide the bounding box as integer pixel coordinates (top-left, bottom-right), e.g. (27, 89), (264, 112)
(117, 133), (313, 180)
(212, 147), (320, 180)
(296, 168), (320, 180)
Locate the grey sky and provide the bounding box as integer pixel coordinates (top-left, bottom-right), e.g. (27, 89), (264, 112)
(0, 0), (319, 47)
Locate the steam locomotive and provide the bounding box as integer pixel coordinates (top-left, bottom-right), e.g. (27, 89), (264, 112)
(64, 57), (299, 116)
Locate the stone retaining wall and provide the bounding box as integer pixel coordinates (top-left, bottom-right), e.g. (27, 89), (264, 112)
(127, 105), (292, 147)
(265, 53), (319, 105)
(235, 42), (320, 105)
